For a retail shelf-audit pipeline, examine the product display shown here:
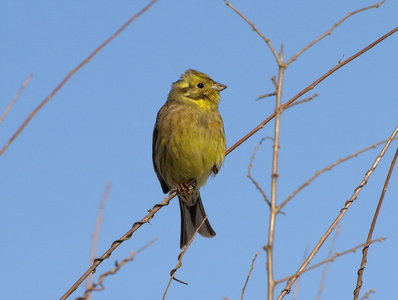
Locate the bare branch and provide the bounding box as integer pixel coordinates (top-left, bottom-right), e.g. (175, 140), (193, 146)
(257, 77), (277, 100)
(359, 289), (376, 300)
(241, 251), (259, 300)
(85, 182), (112, 300)
(279, 138), (398, 211)
(277, 126), (398, 299)
(275, 238), (385, 284)
(225, 27), (398, 157)
(292, 248), (308, 300)
(266, 63), (286, 300)
(284, 93), (319, 110)
(0, 0), (158, 158)
(257, 92), (276, 100)
(61, 187), (178, 300)
(316, 226), (341, 300)
(223, 0), (280, 64)
(162, 217), (208, 300)
(286, 0), (386, 65)
(247, 138), (272, 206)
(353, 147), (398, 299)
(0, 74), (33, 124)
(76, 239), (158, 300)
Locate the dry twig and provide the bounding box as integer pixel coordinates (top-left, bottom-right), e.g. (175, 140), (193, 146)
(284, 93), (319, 110)
(292, 248), (308, 300)
(223, 0), (280, 64)
(247, 138), (273, 206)
(279, 138), (398, 211)
(287, 0), (386, 65)
(277, 126), (398, 299)
(85, 182), (112, 300)
(225, 26), (398, 157)
(0, 74), (33, 124)
(224, 3), (394, 300)
(353, 148), (398, 299)
(265, 59), (285, 299)
(162, 217), (208, 300)
(257, 92), (276, 100)
(257, 77), (277, 100)
(76, 239), (158, 300)
(241, 251), (259, 300)
(316, 226), (341, 300)
(0, 0), (158, 157)
(61, 187), (178, 300)
(359, 289), (376, 300)
(275, 238), (385, 284)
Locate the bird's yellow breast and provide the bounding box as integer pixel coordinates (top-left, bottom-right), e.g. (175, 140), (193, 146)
(155, 103), (225, 189)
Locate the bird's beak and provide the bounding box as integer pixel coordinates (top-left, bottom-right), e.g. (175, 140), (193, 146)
(211, 82), (227, 91)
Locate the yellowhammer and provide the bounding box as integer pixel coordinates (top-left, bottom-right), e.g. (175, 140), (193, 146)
(152, 69), (227, 248)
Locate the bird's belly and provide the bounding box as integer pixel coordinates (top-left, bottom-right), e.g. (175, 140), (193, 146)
(159, 130), (224, 189)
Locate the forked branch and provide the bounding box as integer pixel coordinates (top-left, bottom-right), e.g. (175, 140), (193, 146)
(277, 126), (398, 299)
(225, 26), (398, 156)
(275, 238), (385, 284)
(287, 0), (386, 65)
(279, 138), (398, 211)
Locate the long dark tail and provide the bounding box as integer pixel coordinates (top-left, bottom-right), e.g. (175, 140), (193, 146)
(179, 193), (216, 248)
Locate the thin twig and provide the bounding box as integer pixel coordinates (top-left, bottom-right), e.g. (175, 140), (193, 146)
(359, 289), (376, 300)
(162, 217), (208, 300)
(85, 182), (112, 300)
(257, 77), (277, 100)
(353, 147), (398, 300)
(292, 248), (308, 300)
(316, 225), (341, 300)
(279, 138), (398, 211)
(225, 27), (398, 157)
(61, 189), (178, 300)
(257, 92), (276, 100)
(277, 126), (398, 300)
(241, 251), (259, 300)
(286, 0), (386, 65)
(270, 76), (277, 89)
(284, 93), (319, 110)
(223, 0), (280, 64)
(0, 74), (33, 124)
(247, 138), (272, 206)
(0, 0), (158, 158)
(275, 238), (385, 284)
(76, 239), (158, 300)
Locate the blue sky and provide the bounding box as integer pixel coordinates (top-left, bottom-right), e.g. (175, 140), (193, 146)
(1, 1), (397, 299)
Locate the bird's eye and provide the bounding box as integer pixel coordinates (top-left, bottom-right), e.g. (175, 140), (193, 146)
(197, 83), (204, 88)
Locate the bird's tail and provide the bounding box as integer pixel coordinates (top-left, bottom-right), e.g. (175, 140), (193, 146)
(179, 193), (216, 248)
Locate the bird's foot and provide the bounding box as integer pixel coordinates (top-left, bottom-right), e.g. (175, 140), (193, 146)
(177, 180), (197, 197)
(212, 165), (219, 175)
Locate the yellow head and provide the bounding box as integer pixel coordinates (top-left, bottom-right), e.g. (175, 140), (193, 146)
(169, 69), (227, 110)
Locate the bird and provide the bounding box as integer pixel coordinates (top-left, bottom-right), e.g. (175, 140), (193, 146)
(152, 69), (227, 248)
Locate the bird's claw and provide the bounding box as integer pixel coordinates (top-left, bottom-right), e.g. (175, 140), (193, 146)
(212, 165), (219, 175)
(177, 180), (197, 197)
(178, 182), (191, 197)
